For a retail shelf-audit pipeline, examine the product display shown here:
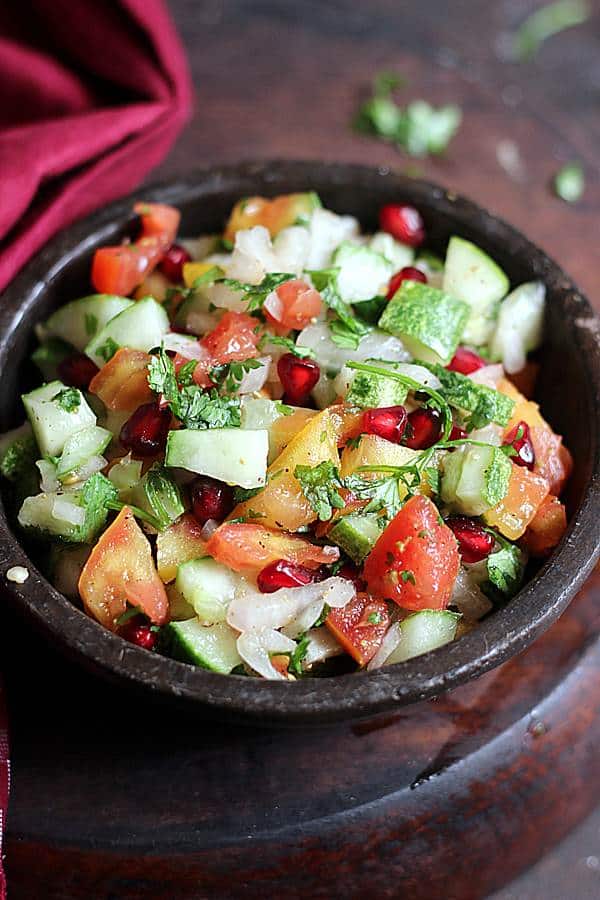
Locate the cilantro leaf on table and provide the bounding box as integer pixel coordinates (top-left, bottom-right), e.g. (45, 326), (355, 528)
(305, 267), (370, 350)
(554, 161), (585, 203)
(294, 460), (345, 521)
(148, 348), (241, 430)
(511, 0), (589, 61)
(354, 72), (461, 158)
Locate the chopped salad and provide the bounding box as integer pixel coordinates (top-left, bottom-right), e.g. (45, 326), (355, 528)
(0, 193), (573, 679)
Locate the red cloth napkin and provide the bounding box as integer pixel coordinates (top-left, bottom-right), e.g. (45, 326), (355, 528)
(0, 0), (192, 293)
(0, 0), (192, 892)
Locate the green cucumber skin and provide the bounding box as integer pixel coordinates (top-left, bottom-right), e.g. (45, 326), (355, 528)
(176, 557), (238, 624)
(163, 619), (242, 673)
(443, 236), (509, 345)
(346, 370), (408, 409)
(329, 514), (383, 564)
(378, 281), (469, 365)
(423, 364), (514, 427)
(441, 445), (512, 515)
(56, 425), (112, 480)
(45, 295), (133, 352)
(85, 297), (169, 367)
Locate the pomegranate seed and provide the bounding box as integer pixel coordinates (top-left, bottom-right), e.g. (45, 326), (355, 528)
(190, 475), (234, 525)
(378, 204), (425, 248)
(447, 346), (486, 375)
(277, 353), (320, 403)
(446, 516), (495, 564)
(450, 424), (467, 442)
(363, 405), (408, 444)
(257, 559), (316, 593)
(121, 622), (158, 650)
(403, 407), (443, 450)
(337, 562), (366, 592)
(57, 352), (99, 390)
(503, 420), (535, 470)
(159, 243), (192, 283)
(386, 266), (427, 300)
(119, 402), (171, 457)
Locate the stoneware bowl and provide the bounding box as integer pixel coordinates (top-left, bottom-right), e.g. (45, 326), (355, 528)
(0, 160), (599, 726)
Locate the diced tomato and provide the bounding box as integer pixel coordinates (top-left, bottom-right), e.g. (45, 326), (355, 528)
(483, 463), (549, 540)
(133, 202), (180, 244)
(156, 513), (207, 583)
(326, 594), (389, 666)
(200, 311), (260, 362)
(205, 522), (339, 577)
(363, 495), (460, 610)
(78, 506), (168, 630)
(521, 494), (567, 557)
(91, 202), (180, 295)
(89, 348), (154, 411)
(530, 426), (573, 496)
(264, 279), (322, 334)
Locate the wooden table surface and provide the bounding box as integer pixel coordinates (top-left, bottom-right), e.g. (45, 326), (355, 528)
(153, 2), (600, 897)
(4, 2), (600, 898)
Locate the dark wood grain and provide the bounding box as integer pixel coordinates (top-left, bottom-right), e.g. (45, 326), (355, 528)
(4, 1), (600, 897)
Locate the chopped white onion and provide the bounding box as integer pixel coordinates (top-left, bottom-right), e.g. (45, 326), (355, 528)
(272, 226), (311, 275)
(306, 208), (359, 269)
(37, 459), (58, 493)
(236, 628), (297, 679)
(70, 455), (107, 483)
(451, 567), (493, 622)
(52, 496), (85, 526)
(394, 362), (442, 390)
(235, 357), (270, 394)
(297, 322), (410, 373)
(200, 518), (219, 541)
(469, 364), (503, 388)
(367, 622), (404, 671)
(302, 628), (344, 668)
(227, 576), (355, 633)
(469, 423), (503, 446)
(162, 333), (208, 360)
(227, 226), (278, 284)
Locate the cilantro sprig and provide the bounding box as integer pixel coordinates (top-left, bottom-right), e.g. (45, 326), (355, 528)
(306, 268), (370, 350)
(210, 358), (264, 393)
(294, 460), (345, 521)
(259, 333), (316, 359)
(52, 387), (81, 413)
(148, 348), (241, 430)
(217, 272), (294, 313)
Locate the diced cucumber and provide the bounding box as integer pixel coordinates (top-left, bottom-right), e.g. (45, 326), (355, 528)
(131, 465), (185, 531)
(441, 445), (512, 515)
(176, 557), (240, 624)
(332, 241), (392, 303)
(166, 583), (195, 621)
(483, 544), (525, 600)
(386, 610), (460, 664)
(369, 232), (414, 270)
(424, 364), (515, 428)
(18, 472), (117, 544)
(240, 397), (282, 430)
(22, 381), (96, 457)
(174, 292), (220, 336)
(165, 428), (268, 489)
(443, 237), (509, 345)
(107, 455), (143, 497)
(378, 281), (469, 365)
(329, 514), (383, 564)
(489, 281), (545, 374)
(32, 337), (72, 381)
(85, 297), (169, 367)
(56, 425), (112, 481)
(346, 365), (409, 408)
(164, 619), (242, 673)
(44, 295), (133, 351)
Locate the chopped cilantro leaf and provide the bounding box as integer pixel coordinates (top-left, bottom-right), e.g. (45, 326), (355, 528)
(401, 570), (416, 584)
(367, 611), (383, 625)
(210, 358), (264, 393)
(233, 485), (262, 504)
(294, 460), (345, 521)
(95, 336), (120, 363)
(287, 633), (311, 676)
(259, 333), (316, 359)
(84, 313), (98, 337)
(218, 272), (294, 313)
(305, 267), (370, 350)
(53, 387), (81, 413)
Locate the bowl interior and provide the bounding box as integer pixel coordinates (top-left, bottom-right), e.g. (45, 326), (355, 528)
(0, 160), (598, 725)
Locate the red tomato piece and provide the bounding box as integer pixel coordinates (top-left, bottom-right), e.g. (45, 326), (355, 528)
(264, 279), (323, 334)
(205, 522), (339, 577)
(78, 506), (168, 630)
(200, 311), (261, 363)
(363, 495), (460, 610)
(530, 426), (573, 497)
(91, 246), (150, 296)
(326, 594), (389, 666)
(133, 202), (180, 244)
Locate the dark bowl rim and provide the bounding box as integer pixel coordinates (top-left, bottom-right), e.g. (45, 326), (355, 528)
(0, 158), (599, 725)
